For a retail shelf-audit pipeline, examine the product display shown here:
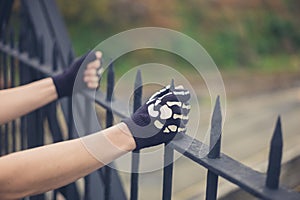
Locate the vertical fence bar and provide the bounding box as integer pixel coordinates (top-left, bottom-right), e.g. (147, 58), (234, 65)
(162, 80), (175, 200)
(18, 14), (26, 151)
(67, 52), (74, 200)
(83, 54), (94, 200)
(26, 24), (37, 149)
(52, 40), (58, 72)
(35, 35), (44, 151)
(2, 25), (6, 45)
(162, 145), (174, 200)
(104, 61), (115, 200)
(66, 50), (78, 200)
(67, 50), (74, 140)
(65, 51), (78, 199)
(9, 27), (16, 152)
(130, 69), (142, 200)
(206, 96), (222, 200)
(19, 27), (28, 151)
(38, 36), (44, 64)
(3, 29), (9, 154)
(266, 116), (283, 189)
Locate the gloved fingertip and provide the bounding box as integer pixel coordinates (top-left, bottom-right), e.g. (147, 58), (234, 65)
(95, 51), (102, 59)
(170, 79), (175, 90)
(175, 85), (184, 90)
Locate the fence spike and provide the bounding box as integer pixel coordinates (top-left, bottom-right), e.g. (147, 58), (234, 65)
(133, 69), (142, 111)
(208, 96), (222, 159)
(170, 79), (175, 90)
(266, 116), (283, 189)
(134, 70), (142, 90)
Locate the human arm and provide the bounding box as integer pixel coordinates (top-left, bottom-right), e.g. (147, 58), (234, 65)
(0, 123), (135, 200)
(0, 78), (57, 124)
(0, 51), (102, 125)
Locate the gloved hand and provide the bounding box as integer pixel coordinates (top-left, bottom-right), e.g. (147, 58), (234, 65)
(123, 84), (191, 150)
(52, 51), (102, 98)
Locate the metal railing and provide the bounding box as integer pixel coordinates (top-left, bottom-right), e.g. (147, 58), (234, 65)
(1, 0), (300, 200)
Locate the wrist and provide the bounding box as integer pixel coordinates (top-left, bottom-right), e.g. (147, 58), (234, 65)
(51, 73), (73, 98)
(49, 78), (59, 100)
(105, 123), (136, 151)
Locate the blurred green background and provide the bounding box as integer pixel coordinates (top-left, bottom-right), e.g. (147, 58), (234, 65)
(57, 0), (300, 73)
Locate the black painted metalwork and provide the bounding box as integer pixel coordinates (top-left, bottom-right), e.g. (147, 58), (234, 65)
(130, 69), (143, 200)
(266, 116), (283, 190)
(1, 1), (300, 200)
(206, 96), (222, 200)
(104, 61), (115, 200)
(162, 145), (174, 200)
(162, 79), (175, 200)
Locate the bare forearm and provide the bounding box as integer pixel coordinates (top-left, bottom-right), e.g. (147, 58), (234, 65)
(0, 139), (98, 199)
(0, 78), (57, 124)
(0, 123), (135, 200)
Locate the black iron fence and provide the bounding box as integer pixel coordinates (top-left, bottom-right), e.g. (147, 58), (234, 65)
(1, 0), (300, 200)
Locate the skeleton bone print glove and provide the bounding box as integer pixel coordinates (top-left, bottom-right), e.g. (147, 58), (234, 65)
(123, 84), (191, 150)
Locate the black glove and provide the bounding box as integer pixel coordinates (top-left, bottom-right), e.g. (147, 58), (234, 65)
(52, 51), (100, 98)
(123, 85), (191, 150)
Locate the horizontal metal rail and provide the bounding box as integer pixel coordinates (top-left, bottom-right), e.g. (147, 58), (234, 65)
(170, 135), (300, 200)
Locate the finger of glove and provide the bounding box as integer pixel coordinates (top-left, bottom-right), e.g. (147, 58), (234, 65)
(172, 110), (189, 125)
(158, 90), (190, 106)
(172, 89), (190, 102)
(86, 82), (99, 89)
(84, 51), (103, 90)
(71, 51), (96, 77)
(87, 59), (101, 70)
(168, 103), (189, 125)
(177, 125), (187, 134)
(180, 102), (190, 126)
(147, 85), (171, 104)
(181, 102), (191, 116)
(83, 76), (99, 83)
(162, 98), (190, 125)
(162, 118), (182, 133)
(84, 68), (97, 76)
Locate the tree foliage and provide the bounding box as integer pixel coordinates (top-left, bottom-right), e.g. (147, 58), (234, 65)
(57, 0), (300, 69)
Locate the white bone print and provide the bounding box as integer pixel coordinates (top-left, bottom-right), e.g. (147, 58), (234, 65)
(159, 105), (172, 119)
(148, 104), (159, 117)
